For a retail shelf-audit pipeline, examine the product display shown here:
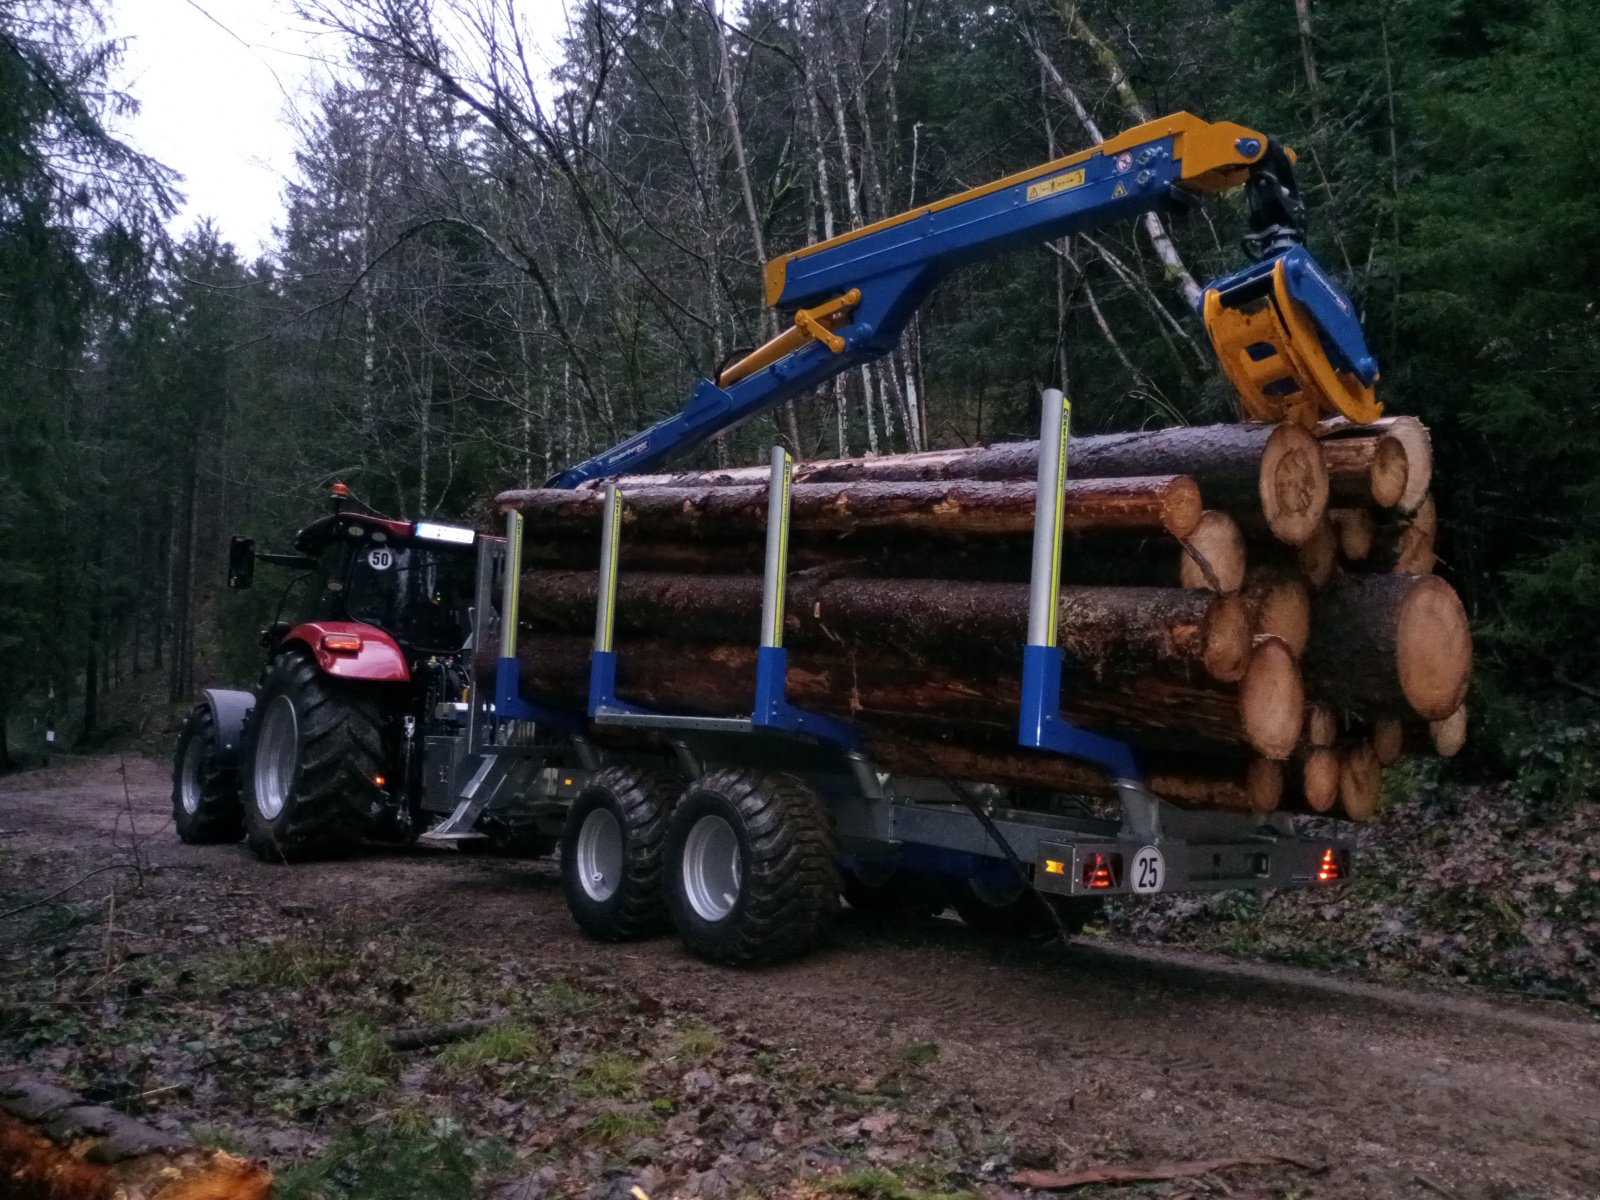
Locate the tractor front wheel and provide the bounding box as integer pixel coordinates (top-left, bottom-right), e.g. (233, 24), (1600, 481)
(172, 703), (244, 844)
(241, 651), (388, 862)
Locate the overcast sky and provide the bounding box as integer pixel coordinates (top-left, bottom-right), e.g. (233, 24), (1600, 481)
(105, 0), (570, 259)
(106, 0), (323, 258)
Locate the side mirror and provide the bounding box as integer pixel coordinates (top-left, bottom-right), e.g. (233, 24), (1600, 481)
(228, 536), (256, 590)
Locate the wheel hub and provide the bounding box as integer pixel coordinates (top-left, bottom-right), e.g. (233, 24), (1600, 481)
(253, 695), (299, 821)
(682, 814), (742, 922)
(179, 730), (205, 815)
(576, 808), (624, 902)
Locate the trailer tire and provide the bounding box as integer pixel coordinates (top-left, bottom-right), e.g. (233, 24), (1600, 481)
(560, 767), (678, 941)
(241, 650), (388, 862)
(665, 769), (839, 966)
(950, 872), (1091, 938)
(172, 704), (244, 844)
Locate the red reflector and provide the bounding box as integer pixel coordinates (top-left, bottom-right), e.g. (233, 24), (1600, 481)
(1082, 852), (1116, 890)
(331, 481), (350, 496)
(1317, 847), (1344, 883)
(321, 633), (363, 653)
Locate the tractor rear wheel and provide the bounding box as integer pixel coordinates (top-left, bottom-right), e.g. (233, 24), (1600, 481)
(559, 767), (679, 941)
(171, 703), (244, 844)
(241, 650), (388, 862)
(665, 769), (839, 966)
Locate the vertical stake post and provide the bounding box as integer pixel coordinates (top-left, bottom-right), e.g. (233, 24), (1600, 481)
(588, 483), (628, 714)
(759, 445), (792, 649)
(1017, 389), (1142, 782)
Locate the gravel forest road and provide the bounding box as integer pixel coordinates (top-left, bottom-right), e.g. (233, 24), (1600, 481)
(2, 756), (1597, 1199)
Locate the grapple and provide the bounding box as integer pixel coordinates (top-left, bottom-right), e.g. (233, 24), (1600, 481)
(1202, 244), (1382, 428)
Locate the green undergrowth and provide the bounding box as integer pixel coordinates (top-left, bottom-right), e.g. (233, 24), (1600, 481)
(274, 1116), (510, 1200)
(822, 1166), (980, 1200)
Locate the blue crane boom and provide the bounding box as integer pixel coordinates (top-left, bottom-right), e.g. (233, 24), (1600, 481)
(546, 111), (1380, 490)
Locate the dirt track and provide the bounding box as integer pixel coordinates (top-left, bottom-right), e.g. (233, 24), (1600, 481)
(2, 756), (1597, 1199)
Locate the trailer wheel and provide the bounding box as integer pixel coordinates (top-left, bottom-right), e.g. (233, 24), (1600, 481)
(241, 650), (388, 862)
(950, 873), (1095, 939)
(560, 767), (678, 941)
(665, 769), (839, 966)
(171, 704), (244, 844)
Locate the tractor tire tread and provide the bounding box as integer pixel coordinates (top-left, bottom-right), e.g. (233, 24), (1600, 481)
(243, 650), (386, 862)
(171, 705), (244, 844)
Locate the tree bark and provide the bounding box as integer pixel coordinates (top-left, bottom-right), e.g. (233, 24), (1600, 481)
(520, 572), (1251, 685)
(586, 422), (1327, 546)
(1338, 741), (1382, 822)
(1329, 507), (1376, 561)
(514, 630), (1303, 758)
(1321, 435), (1408, 508)
(1318, 415), (1433, 514)
(1177, 511), (1247, 594)
(1303, 574), (1471, 719)
(1242, 568), (1310, 656)
(501, 474), (1203, 541)
(1370, 493), (1437, 575)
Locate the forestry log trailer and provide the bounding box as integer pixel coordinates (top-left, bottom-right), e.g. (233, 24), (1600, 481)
(175, 113), (1374, 963)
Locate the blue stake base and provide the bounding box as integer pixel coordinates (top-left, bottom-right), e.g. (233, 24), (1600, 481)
(1017, 644), (1141, 781)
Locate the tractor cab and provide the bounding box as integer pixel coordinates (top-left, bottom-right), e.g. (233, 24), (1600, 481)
(228, 488), (480, 661)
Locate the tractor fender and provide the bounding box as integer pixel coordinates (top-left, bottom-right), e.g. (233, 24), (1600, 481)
(281, 621), (411, 683)
(198, 688), (256, 768)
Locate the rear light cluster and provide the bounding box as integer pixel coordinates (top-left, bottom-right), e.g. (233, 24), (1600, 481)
(1081, 851), (1122, 890)
(1317, 847), (1346, 883)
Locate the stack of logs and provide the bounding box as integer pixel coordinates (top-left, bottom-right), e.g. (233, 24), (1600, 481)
(496, 415), (1470, 822)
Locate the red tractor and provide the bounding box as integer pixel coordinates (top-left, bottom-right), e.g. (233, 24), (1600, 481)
(171, 486), (489, 860)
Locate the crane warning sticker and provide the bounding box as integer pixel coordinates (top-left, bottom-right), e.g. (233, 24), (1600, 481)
(367, 547), (394, 571)
(1026, 168), (1085, 202)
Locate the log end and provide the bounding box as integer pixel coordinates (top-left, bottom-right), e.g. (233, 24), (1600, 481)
(1371, 435), (1410, 508)
(1430, 705), (1468, 757)
(1239, 636), (1305, 760)
(1330, 506), (1377, 561)
(1372, 717), (1405, 766)
(1202, 593), (1252, 683)
(1178, 511), (1247, 594)
(1301, 747), (1342, 813)
(1305, 702), (1338, 748)
(1254, 576), (1311, 657)
(1339, 742), (1383, 822)
(1162, 474), (1205, 539)
(1259, 422), (1330, 546)
(1393, 493), (1439, 575)
(1388, 417), (1435, 514)
(1397, 575), (1472, 720)
(1296, 520), (1338, 588)
(1246, 757), (1285, 814)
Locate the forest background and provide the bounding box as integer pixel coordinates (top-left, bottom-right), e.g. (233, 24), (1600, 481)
(1, 0), (1596, 794)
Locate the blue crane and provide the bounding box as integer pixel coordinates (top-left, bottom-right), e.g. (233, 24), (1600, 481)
(546, 111), (1381, 490)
